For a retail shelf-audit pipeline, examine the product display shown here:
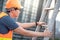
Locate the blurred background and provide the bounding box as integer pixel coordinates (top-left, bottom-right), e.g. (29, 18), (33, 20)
(0, 0), (60, 40)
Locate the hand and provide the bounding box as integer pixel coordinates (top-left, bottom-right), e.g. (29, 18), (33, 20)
(37, 22), (47, 26)
(43, 29), (52, 37)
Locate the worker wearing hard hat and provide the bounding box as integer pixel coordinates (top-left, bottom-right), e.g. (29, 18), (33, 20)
(0, 0), (52, 40)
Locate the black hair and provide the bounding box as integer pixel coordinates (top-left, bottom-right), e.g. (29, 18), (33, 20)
(6, 7), (20, 13)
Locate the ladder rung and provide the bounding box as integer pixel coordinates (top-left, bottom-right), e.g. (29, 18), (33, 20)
(44, 8), (54, 10)
(44, 8), (60, 11)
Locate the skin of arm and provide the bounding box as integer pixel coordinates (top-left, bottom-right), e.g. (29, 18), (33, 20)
(16, 22), (46, 29)
(16, 22), (36, 28)
(13, 24), (51, 37)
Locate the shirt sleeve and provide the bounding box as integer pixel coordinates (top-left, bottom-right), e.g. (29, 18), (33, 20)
(0, 16), (19, 30)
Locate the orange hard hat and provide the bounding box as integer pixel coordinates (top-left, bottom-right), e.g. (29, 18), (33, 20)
(5, 0), (23, 9)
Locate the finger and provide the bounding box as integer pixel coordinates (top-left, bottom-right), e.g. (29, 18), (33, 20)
(42, 22), (46, 24)
(49, 33), (53, 37)
(45, 28), (49, 30)
(39, 24), (47, 26)
(44, 28), (49, 32)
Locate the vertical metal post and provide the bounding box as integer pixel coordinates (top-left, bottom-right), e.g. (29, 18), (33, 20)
(32, 0), (52, 40)
(44, 0), (60, 40)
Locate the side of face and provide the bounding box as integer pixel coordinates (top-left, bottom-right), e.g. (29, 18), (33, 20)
(9, 8), (20, 18)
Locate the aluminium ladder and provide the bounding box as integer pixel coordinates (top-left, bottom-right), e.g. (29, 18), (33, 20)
(44, 0), (60, 40)
(32, 0), (52, 40)
(32, 0), (60, 40)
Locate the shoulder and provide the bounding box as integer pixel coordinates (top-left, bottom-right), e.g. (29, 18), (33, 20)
(0, 16), (19, 30)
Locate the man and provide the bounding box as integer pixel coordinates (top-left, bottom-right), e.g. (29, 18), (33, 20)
(0, 0), (52, 40)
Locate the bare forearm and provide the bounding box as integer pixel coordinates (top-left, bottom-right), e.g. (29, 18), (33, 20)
(14, 26), (51, 37)
(14, 26), (44, 37)
(21, 30), (44, 37)
(16, 22), (36, 28)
